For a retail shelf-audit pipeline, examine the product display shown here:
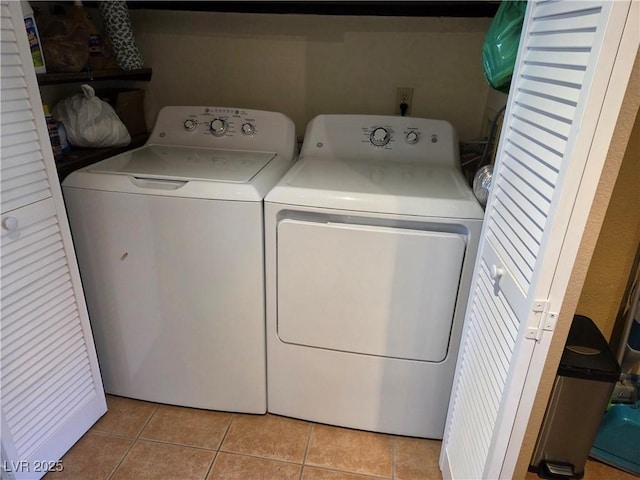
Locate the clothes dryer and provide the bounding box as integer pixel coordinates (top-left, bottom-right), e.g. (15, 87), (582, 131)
(63, 106), (296, 413)
(265, 114), (483, 437)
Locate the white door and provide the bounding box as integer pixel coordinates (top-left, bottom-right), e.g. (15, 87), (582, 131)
(277, 219), (466, 361)
(1, 2), (106, 479)
(441, 1), (639, 479)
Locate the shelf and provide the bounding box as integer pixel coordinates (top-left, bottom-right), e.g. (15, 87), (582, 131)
(37, 68), (152, 86)
(56, 133), (148, 181)
(37, 68), (152, 180)
(122, 1), (500, 17)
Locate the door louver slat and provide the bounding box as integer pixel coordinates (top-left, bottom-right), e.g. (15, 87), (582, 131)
(523, 50), (591, 68)
(515, 89), (576, 126)
(527, 30), (597, 49)
(511, 104), (572, 139)
(1, 267), (70, 317)
(533, 1), (602, 18)
(518, 77), (582, 105)
(510, 116), (568, 159)
(521, 63), (586, 86)
(508, 127), (563, 171)
(2, 274), (73, 335)
(2, 296), (77, 364)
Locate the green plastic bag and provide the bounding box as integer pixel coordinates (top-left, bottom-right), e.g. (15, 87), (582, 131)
(482, 0), (528, 93)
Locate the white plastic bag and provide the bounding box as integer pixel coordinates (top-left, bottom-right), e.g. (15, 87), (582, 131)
(52, 84), (130, 148)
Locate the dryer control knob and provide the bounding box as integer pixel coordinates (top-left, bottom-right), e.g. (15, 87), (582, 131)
(241, 123), (255, 135)
(183, 119), (197, 131)
(370, 127), (390, 147)
(406, 131), (419, 144)
(210, 118), (228, 137)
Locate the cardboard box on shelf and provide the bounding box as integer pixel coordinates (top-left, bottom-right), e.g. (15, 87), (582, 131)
(96, 88), (146, 136)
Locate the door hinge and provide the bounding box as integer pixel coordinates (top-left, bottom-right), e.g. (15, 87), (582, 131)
(525, 300), (558, 341)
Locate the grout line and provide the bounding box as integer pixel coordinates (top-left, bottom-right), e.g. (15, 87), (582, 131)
(135, 410), (234, 451)
(127, 437), (220, 452)
(203, 450), (219, 480)
(106, 437), (220, 480)
(300, 464), (391, 479)
(215, 450), (305, 467)
(106, 400), (159, 480)
(299, 423), (314, 480)
(106, 434), (137, 480)
(136, 403), (160, 439)
(218, 412), (236, 450)
(211, 450), (307, 469)
(88, 430), (137, 440)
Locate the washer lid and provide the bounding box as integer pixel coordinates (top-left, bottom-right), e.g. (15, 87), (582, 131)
(266, 156), (485, 219)
(89, 145), (277, 183)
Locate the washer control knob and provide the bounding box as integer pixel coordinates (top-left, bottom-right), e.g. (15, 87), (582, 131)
(210, 118), (228, 137)
(241, 123), (255, 135)
(183, 119), (197, 131)
(406, 131), (419, 144)
(370, 127), (390, 147)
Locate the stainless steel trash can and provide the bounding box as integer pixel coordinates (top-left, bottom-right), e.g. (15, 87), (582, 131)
(530, 315), (621, 479)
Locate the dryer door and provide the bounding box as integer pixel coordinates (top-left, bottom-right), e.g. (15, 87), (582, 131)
(276, 219), (466, 362)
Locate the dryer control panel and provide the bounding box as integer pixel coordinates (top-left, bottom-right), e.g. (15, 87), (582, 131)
(148, 106), (297, 159)
(301, 114), (458, 167)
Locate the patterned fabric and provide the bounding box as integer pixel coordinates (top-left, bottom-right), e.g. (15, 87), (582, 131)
(98, 1), (143, 70)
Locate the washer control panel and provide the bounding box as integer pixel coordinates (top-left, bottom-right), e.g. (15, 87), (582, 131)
(302, 114), (456, 166)
(177, 107), (259, 138)
(149, 106), (296, 155)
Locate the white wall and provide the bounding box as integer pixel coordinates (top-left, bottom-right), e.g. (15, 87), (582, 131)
(129, 10), (492, 142)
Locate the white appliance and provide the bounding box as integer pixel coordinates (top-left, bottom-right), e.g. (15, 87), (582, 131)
(264, 114), (484, 438)
(63, 106), (297, 413)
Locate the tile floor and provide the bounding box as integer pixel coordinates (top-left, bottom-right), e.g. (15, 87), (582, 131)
(44, 395), (441, 480)
(44, 395), (635, 480)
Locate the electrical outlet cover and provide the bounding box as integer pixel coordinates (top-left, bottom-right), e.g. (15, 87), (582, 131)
(395, 87), (413, 115)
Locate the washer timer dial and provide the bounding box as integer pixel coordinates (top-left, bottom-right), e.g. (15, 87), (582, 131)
(209, 118), (228, 137)
(241, 123), (255, 135)
(370, 127), (391, 147)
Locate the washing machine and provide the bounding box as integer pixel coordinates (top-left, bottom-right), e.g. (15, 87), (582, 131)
(265, 114), (484, 438)
(63, 106), (296, 413)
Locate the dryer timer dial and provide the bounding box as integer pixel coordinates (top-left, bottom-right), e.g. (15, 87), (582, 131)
(370, 127), (391, 147)
(210, 118), (228, 137)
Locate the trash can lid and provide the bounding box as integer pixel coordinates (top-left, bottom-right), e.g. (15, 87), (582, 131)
(558, 315), (621, 382)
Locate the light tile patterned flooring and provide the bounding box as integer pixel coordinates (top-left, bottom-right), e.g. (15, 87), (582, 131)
(44, 395), (635, 480)
(44, 395), (441, 480)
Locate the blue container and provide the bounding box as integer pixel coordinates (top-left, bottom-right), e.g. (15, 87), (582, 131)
(590, 402), (640, 475)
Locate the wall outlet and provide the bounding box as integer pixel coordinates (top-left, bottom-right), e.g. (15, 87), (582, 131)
(395, 87), (414, 115)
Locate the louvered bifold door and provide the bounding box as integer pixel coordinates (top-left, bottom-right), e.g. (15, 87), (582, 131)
(1, 2), (106, 479)
(441, 1), (636, 479)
